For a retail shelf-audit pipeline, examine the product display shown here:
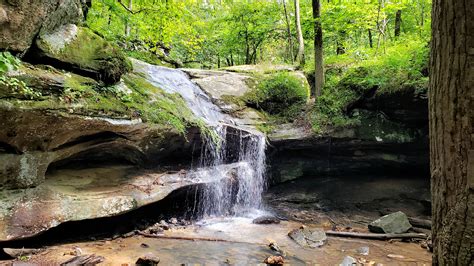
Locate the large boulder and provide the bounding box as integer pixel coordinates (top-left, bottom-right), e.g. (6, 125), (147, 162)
(36, 24), (132, 84)
(0, 0), (84, 53)
(368, 211), (412, 234)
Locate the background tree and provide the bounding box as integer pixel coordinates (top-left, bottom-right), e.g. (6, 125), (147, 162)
(312, 0), (323, 97)
(294, 0), (305, 66)
(394, 9), (401, 38)
(282, 0), (294, 63)
(429, 0), (473, 264)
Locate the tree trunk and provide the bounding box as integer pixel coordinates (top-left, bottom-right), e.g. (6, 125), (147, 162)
(282, 0), (294, 63)
(336, 40), (345, 55)
(125, 0), (133, 37)
(429, 0), (474, 264)
(394, 9), (401, 38)
(312, 0), (324, 97)
(294, 0), (305, 66)
(368, 29), (373, 48)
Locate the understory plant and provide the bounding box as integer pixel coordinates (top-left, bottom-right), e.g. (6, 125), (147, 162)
(0, 52), (40, 99)
(244, 72), (310, 120)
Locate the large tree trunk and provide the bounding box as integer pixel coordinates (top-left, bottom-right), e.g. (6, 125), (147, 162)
(294, 0), (305, 66)
(429, 0), (474, 264)
(312, 0), (324, 97)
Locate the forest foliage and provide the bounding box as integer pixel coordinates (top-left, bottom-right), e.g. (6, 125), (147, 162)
(86, 0), (431, 131)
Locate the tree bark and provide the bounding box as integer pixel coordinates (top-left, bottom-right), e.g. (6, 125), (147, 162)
(294, 0), (305, 66)
(125, 0), (132, 36)
(312, 0), (324, 98)
(429, 0), (474, 264)
(282, 0), (294, 63)
(394, 9), (401, 38)
(368, 29), (373, 48)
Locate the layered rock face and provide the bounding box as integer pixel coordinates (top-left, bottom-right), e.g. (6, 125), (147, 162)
(268, 88), (429, 183)
(0, 106), (197, 189)
(0, 161), (242, 241)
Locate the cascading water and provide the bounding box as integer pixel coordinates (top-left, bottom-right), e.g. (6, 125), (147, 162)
(132, 59), (266, 218)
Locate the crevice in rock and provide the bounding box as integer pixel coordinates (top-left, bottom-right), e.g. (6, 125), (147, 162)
(0, 142), (21, 155)
(48, 143), (146, 172)
(52, 131), (128, 151)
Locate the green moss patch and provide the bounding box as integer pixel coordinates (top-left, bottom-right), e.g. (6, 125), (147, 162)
(3, 61), (208, 136)
(37, 25), (132, 85)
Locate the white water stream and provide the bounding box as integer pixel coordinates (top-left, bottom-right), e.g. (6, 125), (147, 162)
(132, 59), (266, 218)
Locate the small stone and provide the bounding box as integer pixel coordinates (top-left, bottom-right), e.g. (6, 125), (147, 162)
(288, 226), (327, 248)
(149, 227), (164, 235)
(140, 243), (149, 248)
(340, 256), (357, 266)
(72, 247), (82, 256)
(136, 254), (160, 265)
(169, 217), (178, 224)
(387, 254), (405, 259)
(357, 246), (369, 256)
(368, 211), (412, 234)
(263, 255), (284, 265)
(252, 215), (280, 224)
(268, 242), (281, 252)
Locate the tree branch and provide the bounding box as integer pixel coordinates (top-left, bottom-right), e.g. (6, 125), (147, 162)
(326, 231), (428, 240)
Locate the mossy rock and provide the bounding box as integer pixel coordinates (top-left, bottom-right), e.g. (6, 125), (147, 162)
(36, 24), (132, 85)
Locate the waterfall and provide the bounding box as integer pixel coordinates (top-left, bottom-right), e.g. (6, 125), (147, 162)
(132, 59), (266, 217)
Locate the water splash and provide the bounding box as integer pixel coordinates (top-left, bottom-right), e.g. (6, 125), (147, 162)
(132, 59), (266, 217)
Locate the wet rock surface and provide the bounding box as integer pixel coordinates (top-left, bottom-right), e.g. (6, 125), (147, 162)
(288, 226), (327, 248)
(368, 211), (412, 234)
(340, 255), (357, 266)
(136, 253), (160, 265)
(252, 216), (280, 225)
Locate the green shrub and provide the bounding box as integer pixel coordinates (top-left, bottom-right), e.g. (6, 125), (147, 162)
(0, 52), (41, 99)
(0, 52), (21, 73)
(245, 72), (309, 117)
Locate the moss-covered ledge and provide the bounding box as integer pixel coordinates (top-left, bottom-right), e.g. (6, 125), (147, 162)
(0, 60), (209, 189)
(36, 24), (132, 85)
